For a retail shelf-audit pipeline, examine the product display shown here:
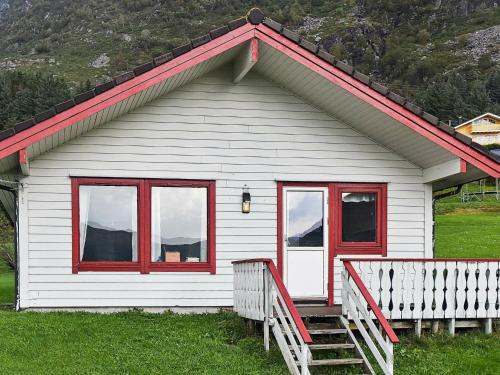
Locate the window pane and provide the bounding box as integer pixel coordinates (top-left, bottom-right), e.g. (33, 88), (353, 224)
(151, 187), (208, 263)
(80, 186), (138, 262)
(287, 191), (324, 247)
(342, 192), (376, 242)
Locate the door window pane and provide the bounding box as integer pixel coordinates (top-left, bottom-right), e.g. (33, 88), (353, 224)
(342, 192), (376, 242)
(80, 186), (138, 261)
(287, 191), (324, 247)
(151, 187), (208, 263)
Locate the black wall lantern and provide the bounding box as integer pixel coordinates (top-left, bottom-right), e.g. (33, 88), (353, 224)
(242, 185), (251, 213)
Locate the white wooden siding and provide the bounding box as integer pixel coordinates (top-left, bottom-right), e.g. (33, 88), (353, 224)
(21, 68), (426, 308)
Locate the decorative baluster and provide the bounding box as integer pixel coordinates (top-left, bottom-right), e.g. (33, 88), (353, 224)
(360, 261), (373, 318)
(388, 263), (395, 319)
(380, 263), (392, 317)
(370, 261), (382, 319)
(411, 262), (423, 320)
(486, 261), (498, 319)
(476, 262), (488, 319)
(433, 262), (446, 319)
(401, 262), (414, 320)
(495, 264), (500, 318)
(466, 263), (478, 319)
(455, 262), (467, 318)
(444, 261), (457, 320)
(422, 262), (435, 319)
(391, 262), (404, 320)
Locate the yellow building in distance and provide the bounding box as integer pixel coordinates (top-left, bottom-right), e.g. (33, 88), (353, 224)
(455, 113), (500, 145)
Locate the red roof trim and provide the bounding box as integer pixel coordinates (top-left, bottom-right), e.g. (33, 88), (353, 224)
(0, 17), (497, 178)
(0, 23), (255, 160)
(254, 25), (499, 178)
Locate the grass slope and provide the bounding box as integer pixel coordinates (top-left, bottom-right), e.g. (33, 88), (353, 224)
(435, 210), (500, 258)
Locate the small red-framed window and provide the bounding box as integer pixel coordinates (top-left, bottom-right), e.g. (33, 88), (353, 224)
(333, 183), (387, 255)
(71, 177), (216, 274)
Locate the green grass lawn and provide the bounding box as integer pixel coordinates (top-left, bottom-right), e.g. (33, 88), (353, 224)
(0, 260), (14, 305)
(0, 190), (498, 374)
(0, 310), (287, 375)
(395, 333), (500, 375)
(0, 310), (498, 375)
(0, 272), (14, 305)
(435, 210), (500, 258)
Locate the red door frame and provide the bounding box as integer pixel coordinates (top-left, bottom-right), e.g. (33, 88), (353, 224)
(277, 181), (387, 306)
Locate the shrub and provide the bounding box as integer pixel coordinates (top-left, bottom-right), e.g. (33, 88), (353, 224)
(34, 42), (51, 54)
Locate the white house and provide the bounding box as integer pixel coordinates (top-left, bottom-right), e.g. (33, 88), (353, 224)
(0, 9), (498, 314)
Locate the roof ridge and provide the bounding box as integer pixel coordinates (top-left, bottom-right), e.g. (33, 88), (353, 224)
(0, 7), (498, 164)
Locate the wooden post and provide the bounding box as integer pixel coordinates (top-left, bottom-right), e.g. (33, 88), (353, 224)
(432, 320), (439, 334)
(485, 318), (492, 335)
(415, 319), (422, 338)
(300, 343), (308, 375)
(263, 266), (271, 351)
(386, 335), (394, 375)
(247, 319), (256, 335)
(448, 319), (455, 336)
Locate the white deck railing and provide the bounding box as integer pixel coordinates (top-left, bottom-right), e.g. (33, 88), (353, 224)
(344, 259), (500, 321)
(233, 259), (312, 375)
(342, 262), (399, 375)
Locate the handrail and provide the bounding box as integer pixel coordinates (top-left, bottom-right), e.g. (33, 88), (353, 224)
(342, 258), (500, 262)
(233, 258), (312, 343)
(343, 261), (399, 343)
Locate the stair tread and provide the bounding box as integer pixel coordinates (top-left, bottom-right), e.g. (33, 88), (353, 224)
(309, 328), (347, 335)
(309, 343), (355, 350)
(310, 358), (364, 366)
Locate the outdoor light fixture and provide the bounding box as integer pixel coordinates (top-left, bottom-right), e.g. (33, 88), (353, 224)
(242, 185), (251, 213)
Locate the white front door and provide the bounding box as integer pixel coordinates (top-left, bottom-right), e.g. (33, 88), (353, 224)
(283, 187), (328, 299)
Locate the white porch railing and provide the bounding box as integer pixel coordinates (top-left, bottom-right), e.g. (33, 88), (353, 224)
(344, 259), (500, 321)
(342, 262), (399, 375)
(233, 259), (312, 375)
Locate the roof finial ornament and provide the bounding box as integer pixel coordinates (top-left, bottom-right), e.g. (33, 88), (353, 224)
(246, 8), (265, 25)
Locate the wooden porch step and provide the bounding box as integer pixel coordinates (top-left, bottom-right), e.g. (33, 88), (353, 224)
(309, 358), (364, 366)
(309, 343), (355, 350)
(308, 328), (347, 335)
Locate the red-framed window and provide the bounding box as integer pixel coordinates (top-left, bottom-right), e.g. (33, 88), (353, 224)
(332, 183), (387, 255)
(71, 177), (216, 274)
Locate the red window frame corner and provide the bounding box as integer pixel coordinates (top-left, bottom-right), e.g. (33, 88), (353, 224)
(333, 182), (387, 256)
(71, 177), (216, 274)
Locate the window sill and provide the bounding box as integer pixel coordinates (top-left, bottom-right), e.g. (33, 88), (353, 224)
(73, 263), (216, 274)
(73, 262), (141, 273)
(335, 246), (386, 256)
(149, 263), (215, 274)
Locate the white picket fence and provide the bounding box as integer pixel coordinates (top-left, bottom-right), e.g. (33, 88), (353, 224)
(346, 259), (500, 320)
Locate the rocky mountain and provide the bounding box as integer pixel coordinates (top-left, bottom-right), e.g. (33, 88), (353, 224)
(0, 0), (499, 129)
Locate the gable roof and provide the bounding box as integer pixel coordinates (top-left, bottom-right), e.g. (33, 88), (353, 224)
(455, 112), (500, 130)
(0, 8), (498, 179)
